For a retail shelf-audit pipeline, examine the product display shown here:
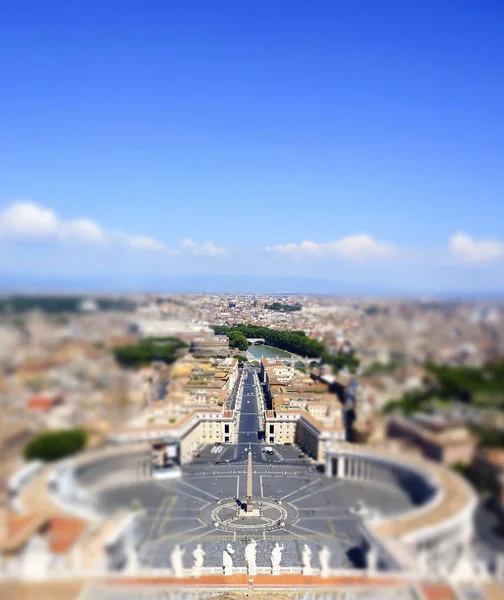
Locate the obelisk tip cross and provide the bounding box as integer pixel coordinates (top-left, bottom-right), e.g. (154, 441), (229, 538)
(246, 448), (253, 512)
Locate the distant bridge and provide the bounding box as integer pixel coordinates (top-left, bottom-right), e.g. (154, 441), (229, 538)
(247, 353), (322, 368)
(246, 338), (265, 345)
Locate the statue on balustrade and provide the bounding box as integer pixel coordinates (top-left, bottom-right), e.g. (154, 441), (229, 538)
(170, 544), (185, 578)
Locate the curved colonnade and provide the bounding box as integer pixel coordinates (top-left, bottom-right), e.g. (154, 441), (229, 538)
(324, 443), (477, 571)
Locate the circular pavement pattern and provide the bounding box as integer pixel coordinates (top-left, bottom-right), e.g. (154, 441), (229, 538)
(204, 496), (297, 535)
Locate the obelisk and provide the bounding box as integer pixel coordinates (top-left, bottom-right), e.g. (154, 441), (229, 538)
(246, 448), (253, 512)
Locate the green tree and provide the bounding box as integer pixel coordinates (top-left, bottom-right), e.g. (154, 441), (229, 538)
(24, 428), (88, 462)
(113, 337), (187, 367)
(228, 331), (248, 352)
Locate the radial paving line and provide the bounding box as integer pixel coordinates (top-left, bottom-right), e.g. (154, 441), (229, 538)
(182, 525), (216, 545)
(146, 496), (178, 560)
(328, 519), (336, 536)
(290, 521), (341, 539)
(151, 532), (234, 543)
(179, 478), (219, 501)
(163, 523), (208, 539)
(155, 480), (208, 505)
(281, 479), (316, 501)
(139, 495), (172, 553)
(291, 480), (343, 504)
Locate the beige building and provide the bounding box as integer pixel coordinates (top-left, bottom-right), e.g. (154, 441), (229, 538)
(264, 409), (299, 445)
(264, 404), (345, 462)
(170, 355), (239, 408)
(111, 408), (236, 464)
(386, 414), (477, 466)
(296, 410), (346, 462)
(260, 359), (295, 386)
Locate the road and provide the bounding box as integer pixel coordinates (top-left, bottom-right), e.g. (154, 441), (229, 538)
(236, 366), (264, 461)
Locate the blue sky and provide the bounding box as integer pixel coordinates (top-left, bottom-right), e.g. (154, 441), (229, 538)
(0, 0), (503, 293)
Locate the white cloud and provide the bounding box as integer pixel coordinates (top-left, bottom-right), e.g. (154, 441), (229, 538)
(0, 202), (59, 237)
(63, 218), (105, 242)
(181, 238), (197, 250)
(181, 238), (226, 256)
(0, 201), (227, 257)
(265, 235), (395, 261)
(0, 200), (165, 251)
(124, 235), (165, 251)
(449, 232), (504, 264)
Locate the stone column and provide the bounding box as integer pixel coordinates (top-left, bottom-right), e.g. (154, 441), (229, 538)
(325, 455), (332, 477)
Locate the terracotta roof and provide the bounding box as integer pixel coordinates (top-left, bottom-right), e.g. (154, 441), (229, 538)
(8, 513), (39, 539)
(0, 511), (48, 554)
(27, 395), (61, 411)
(47, 516), (87, 554)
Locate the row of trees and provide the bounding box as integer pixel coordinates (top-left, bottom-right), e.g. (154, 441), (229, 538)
(24, 428), (88, 462)
(264, 302), (302, 312)
(383, 360), (504, 416)
(0, 295), (136, 314)
(424, 360), (504, 403)
(113, 337), (187, 368)
(213, 324), (359, 374)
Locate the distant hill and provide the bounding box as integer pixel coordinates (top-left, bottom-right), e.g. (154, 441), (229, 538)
(0, 272), (503, 299)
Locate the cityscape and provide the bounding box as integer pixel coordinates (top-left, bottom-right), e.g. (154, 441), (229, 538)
(1, 1), (504, 600)
(1, 293), (504, 600)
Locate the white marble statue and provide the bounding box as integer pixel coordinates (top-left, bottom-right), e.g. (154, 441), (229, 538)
(496, 554), (504, 581)
(442, 544), (490, 584)
(302, 544), (312, 576)
(125, 535), (139, 574)
(23, 535), (52, 580)
(271, 542), (284, 575)
(319, 545), (331, 578)
(417, 550), (430, 576)
(192, 544), (205, 576)
(367, 544), (379, 572)
(245, 538), (257, 575)
(171, 544), (185, 578)
(223, 543), (235, 576)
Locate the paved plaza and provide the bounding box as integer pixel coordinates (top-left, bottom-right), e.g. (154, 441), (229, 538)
(90, 367), (414, 572)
